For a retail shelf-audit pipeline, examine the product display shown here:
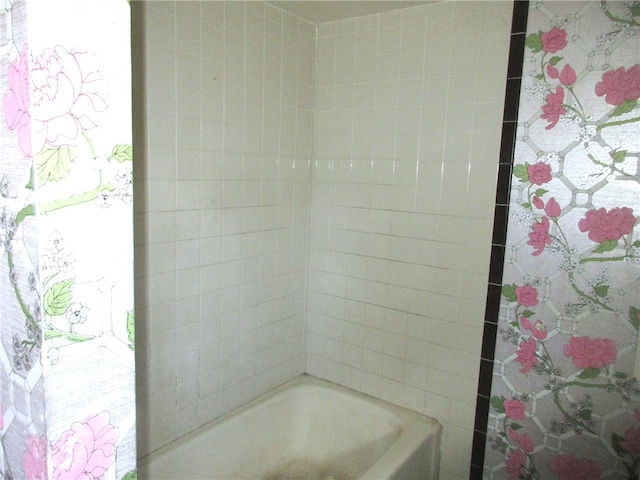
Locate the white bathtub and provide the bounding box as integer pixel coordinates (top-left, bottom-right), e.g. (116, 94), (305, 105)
(138, 375), (442, 480)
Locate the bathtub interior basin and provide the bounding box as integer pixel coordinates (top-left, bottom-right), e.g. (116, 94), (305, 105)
(138, 374), (442, 479)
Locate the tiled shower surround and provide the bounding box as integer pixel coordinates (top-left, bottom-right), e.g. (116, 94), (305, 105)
(133, 0), (312, 454)
(133, 2), (514, 478)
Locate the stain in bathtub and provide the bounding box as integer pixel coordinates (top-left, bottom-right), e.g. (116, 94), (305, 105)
(263, 459), (352, 480)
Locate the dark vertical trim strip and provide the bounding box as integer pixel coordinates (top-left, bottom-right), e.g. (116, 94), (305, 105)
(470, 1), (529, 478)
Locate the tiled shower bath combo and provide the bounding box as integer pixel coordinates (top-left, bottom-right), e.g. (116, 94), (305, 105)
(132, 2), (514, 478)
(0, 1), (638, 479)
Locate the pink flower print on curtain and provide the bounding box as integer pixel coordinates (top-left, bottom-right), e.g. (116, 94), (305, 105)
(546, 64), (559, 79)
(3, 45), (107, 158)
(527, 162), (553, 185)
(507, 428), (534, 453)
(23, 435), (47, 480)
(547, 64), (577, 86)
(558, 64), (577, 86)
(516, 337), (539, 373)
(595, 64), (640, 106)
(549, 455), (601, 480)
(563, 336), (617, 370)
(489, 4), (640, 479)
(532, 195), (545, 210)
(544, 197), (561, 218)
(528, 216), (552, 256)
(520, 316), (547, 340)
(3, 46), (32, 156)
(541, 27), (567, 53)
(541, 86), (567, 130)
(621, 427), (640, 455)
(515, 285), (539, 307)
(505, 449), (526, 480)
(578, 207), (636, 244)
(50, 411), (118, 480)
(503, 398), (527, 420)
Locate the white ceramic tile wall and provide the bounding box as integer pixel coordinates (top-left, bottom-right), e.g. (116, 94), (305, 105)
(134, 1), (513, 478)
(133, 1), (314, 456)
(306, 2), (513, 478)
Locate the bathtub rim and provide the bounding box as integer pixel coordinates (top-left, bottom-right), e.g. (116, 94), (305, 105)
(138, 373), (442, 479)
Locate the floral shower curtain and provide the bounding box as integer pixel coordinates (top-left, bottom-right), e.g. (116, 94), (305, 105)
(1, 1), (136, 479)
(484, 1), (640, 479)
